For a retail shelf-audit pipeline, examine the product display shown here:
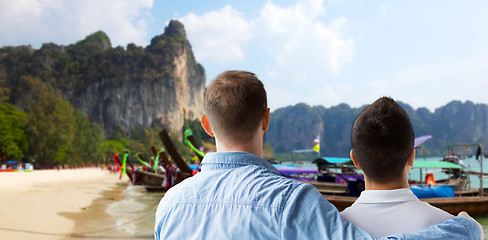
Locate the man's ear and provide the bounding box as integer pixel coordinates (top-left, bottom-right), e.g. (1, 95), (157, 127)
(201, 114), (214, 137)
(407, 149), (415, 168)
(262, 108), (270, 132)
(350, 149), (361, 170)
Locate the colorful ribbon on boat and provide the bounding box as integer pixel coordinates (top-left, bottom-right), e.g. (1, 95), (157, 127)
(136, 153), (151, 168)
(113, 154), (122, 179)
(121, 153), (128, 179)
(153, 148), (165, 171)
(184, 129), (205, 158)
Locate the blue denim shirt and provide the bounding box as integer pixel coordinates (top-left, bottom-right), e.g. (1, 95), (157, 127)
(155, 152), (480, 239)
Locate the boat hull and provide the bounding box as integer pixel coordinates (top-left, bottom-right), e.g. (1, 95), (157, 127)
(136, 170), (165, 191)
(425, 196), (488, 215)
(308, 181), (348, 195)
(123, 167), (166, 191)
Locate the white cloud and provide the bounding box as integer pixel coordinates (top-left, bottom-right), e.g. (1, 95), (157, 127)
(367, 56), (488, 110)
(179, 5), (254, 62)
(0, 0), (153, 48)
(178, 0), (355, 110)
(179, 0), (354, 76)
(256, 0), (354, 80)
(381, 4), (388, 18)
(253, 0), (355, 110)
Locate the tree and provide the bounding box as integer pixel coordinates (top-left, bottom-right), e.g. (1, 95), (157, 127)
(22, 77), (75, 168)
(68, 110), (105, 166)
(0, 95), (28, 159)
(102, 140), (126, 164)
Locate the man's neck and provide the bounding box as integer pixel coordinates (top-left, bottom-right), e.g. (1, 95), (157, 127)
(364, 176), (410, 190)
(214, 135), (264, 158)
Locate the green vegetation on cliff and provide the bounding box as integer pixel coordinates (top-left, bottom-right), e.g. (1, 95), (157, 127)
(0, 20), (206, 168)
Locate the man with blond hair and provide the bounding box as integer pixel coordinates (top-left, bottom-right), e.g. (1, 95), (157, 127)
(155, 70), (482, 239)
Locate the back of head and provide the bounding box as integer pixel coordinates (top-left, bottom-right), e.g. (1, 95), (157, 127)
(204, 70), (267, 143)
(351, 97), (414, 184)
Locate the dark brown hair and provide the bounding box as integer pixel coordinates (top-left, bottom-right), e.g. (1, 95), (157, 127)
(351, 97), (414, 183)
(204, 70), (267, 142)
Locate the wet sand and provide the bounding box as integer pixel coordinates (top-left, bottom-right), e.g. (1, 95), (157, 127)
(0, 168), (124, 240)
(65, 181), (162, 239)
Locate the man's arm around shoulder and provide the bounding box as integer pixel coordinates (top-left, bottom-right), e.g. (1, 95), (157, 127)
(281, 184), (482, 240)
(383, 215), (482, 240)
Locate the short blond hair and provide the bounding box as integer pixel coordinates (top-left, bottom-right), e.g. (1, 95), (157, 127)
(204, 70), (267, 142)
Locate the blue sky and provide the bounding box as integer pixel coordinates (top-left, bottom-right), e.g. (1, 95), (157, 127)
(1, 0), (487, 111)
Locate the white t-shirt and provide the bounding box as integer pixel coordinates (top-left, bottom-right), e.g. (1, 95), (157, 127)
(340, 188), (454, 238)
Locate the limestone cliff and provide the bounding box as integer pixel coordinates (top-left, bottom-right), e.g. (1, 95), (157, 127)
(0, 20), (205, 136)
(266, 101), (488, 157)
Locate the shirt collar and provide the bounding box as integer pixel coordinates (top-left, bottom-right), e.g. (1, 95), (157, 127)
(354, 188), (419, 204)
(200, 151), (279, 174)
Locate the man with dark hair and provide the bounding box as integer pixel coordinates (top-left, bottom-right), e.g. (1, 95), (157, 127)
(341, 97), (454, 237)
(155, 72), (482, 239)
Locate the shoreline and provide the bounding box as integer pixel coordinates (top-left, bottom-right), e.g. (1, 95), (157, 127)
(0, 168), (124, 240)
(68, 182), (160, 239)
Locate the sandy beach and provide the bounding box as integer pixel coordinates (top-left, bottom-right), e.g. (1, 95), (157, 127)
(0, 168), (125, 240)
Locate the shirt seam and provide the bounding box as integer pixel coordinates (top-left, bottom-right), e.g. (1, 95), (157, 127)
(202, 153), (278, 173)
(173, 201), (281, 208)
(355, 190), (419, 204)
(457, 217), (470, 239)
(279, 181), (303, 238)
(353, 199), (416, 204)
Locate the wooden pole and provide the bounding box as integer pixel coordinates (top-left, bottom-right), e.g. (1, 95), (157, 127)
(159, 129), (193, 174)
(480, 144), (484, 197)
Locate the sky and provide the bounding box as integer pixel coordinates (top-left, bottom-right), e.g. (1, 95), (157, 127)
(1, 0), (487, 112)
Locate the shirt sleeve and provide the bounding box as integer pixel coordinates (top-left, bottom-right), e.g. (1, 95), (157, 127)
(281, 184), (481, 240)
(384, 216), (481, 240)
(281, 184), (375, 239)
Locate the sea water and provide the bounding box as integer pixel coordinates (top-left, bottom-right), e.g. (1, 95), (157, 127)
(105, 184), (163, 239)
(70, 182), (162, 239)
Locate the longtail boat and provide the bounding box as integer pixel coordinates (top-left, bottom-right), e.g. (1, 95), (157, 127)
(114, 151), (176, 192)
(113, 128), (201, 192)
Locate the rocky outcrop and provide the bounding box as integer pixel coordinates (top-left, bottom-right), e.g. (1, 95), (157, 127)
(69, 21), (205, 136)
(0, 20), (205, 136)
(266, 101), (488, 157)
(267, 103), (326, 152)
